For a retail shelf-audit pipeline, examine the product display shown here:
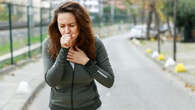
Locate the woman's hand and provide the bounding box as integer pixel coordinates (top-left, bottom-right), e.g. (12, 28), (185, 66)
(60, 34), (73, 48)
(67, 47), (89, 65)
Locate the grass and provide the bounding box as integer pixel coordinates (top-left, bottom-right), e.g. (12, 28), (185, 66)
(0, 33), (47, 69)
(0, 59), (10, 69)
(0, 33), (47, 56)
(0, 42), (21, 56)
(28, 33), (48, 44)
(0, 12), (9, 21)
(0, 47), (41, 69)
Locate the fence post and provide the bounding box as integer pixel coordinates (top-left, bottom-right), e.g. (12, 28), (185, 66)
(173, 0), (177, 61)
(8, 3), (14, 64)
(49, 2), (52, 22)
(40, 8), (43, 51)
(27, 5), (31, 58)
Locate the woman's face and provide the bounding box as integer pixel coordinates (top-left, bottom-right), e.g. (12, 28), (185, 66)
(57, 12), (79, 43)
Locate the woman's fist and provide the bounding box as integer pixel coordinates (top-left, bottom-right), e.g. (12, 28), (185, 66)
(60, 34), (72, 48)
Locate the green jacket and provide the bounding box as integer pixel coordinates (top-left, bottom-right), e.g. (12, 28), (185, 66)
(42, 37), (114, 110)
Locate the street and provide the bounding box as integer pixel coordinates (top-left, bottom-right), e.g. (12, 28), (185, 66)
(28, 34), (195, 110)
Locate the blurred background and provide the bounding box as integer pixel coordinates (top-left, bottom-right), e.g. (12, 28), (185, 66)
(0, 0), (194, 68)
(0, 0), (132, 68)
(0, 0), (194, 69)
(0, 0), (195, 110)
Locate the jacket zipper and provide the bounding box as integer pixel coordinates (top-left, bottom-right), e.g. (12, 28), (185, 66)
(71, 66), (75, 110)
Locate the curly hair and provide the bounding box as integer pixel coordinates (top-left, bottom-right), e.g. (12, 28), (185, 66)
(48, 1), (96, 60)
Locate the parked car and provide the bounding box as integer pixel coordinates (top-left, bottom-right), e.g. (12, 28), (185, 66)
(129, 24), (158, 39)
(159, 23), (174, 34)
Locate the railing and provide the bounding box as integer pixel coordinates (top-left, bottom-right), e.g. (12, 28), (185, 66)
(0, 2), (50, 67)
(0, 2), (132, 69)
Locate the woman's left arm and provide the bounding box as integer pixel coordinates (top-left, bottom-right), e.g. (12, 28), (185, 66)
(84, 39), (114, 88)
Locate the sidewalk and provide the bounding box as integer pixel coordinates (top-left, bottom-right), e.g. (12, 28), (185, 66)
(129, 38), (195, 92)
(0, 58), (45, 110)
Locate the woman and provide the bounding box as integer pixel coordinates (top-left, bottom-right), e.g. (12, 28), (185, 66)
(42, 1), (114, 110)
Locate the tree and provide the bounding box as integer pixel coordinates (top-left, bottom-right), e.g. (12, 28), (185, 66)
(163, 0), (195, 42)
(125, 0), (167, 39)
(124, 0), (138, 25)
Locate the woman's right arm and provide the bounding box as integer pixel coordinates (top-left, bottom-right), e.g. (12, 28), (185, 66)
(42, 38), (69, 87)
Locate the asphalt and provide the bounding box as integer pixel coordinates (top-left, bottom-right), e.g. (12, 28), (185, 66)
(0, 32), (195, 110)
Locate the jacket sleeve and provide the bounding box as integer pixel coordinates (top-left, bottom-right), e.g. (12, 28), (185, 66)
(84, 38), (114, 88)
(42, 38), (69, 87)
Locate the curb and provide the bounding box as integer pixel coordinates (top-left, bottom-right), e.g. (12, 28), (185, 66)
(2, 79), (46, 110)
(22, 81), (46, 110)
(0, 55), (41, 76)
(1, 55), (46, 110)
(129, 39), (195, 90)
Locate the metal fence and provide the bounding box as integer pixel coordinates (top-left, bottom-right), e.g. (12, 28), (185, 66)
(0, 2), (132, 68)
(91, 11), (133, 38)
(0, 2), (50, 67)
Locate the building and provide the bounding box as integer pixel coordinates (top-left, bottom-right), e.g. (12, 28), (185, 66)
(74, 0), (100, 13)
(50, 0), (101, 14)
(1, 0), (55, 8)
(107, 0), (126, 10)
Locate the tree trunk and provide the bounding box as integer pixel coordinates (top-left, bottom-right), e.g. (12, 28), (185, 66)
(133, 14), (137, 25)
(183, 21), (193, 42)
(141, 0), (146, 24)
(173, 0), (177, 61)
(166, 16), (173, 37)
(146, 0), (154, 39)
(154, 10), (160, 32)
(146, 8), (153, 39)
(154, 9), (161, 53)
(141, 10), (145, 24)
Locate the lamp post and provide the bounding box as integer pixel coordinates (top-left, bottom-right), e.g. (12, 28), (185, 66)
(27, 0), (33, 58)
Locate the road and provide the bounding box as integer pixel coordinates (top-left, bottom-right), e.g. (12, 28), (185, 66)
(28, 34), (195, 110)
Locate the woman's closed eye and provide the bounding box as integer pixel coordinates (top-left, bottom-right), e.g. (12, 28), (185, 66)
(60, 25), (65, 28)
(60, 24), (75, 28)
(70, 24), (76, 27)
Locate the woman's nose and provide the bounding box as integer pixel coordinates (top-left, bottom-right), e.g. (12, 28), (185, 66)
(64, 27), (70, 34)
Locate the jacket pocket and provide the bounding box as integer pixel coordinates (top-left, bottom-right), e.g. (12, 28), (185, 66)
(74, 85), (99, 107)
(51, 88), (71, 108)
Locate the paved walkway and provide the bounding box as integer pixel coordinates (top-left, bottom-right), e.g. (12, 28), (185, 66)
(0, 58), (45, 110)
